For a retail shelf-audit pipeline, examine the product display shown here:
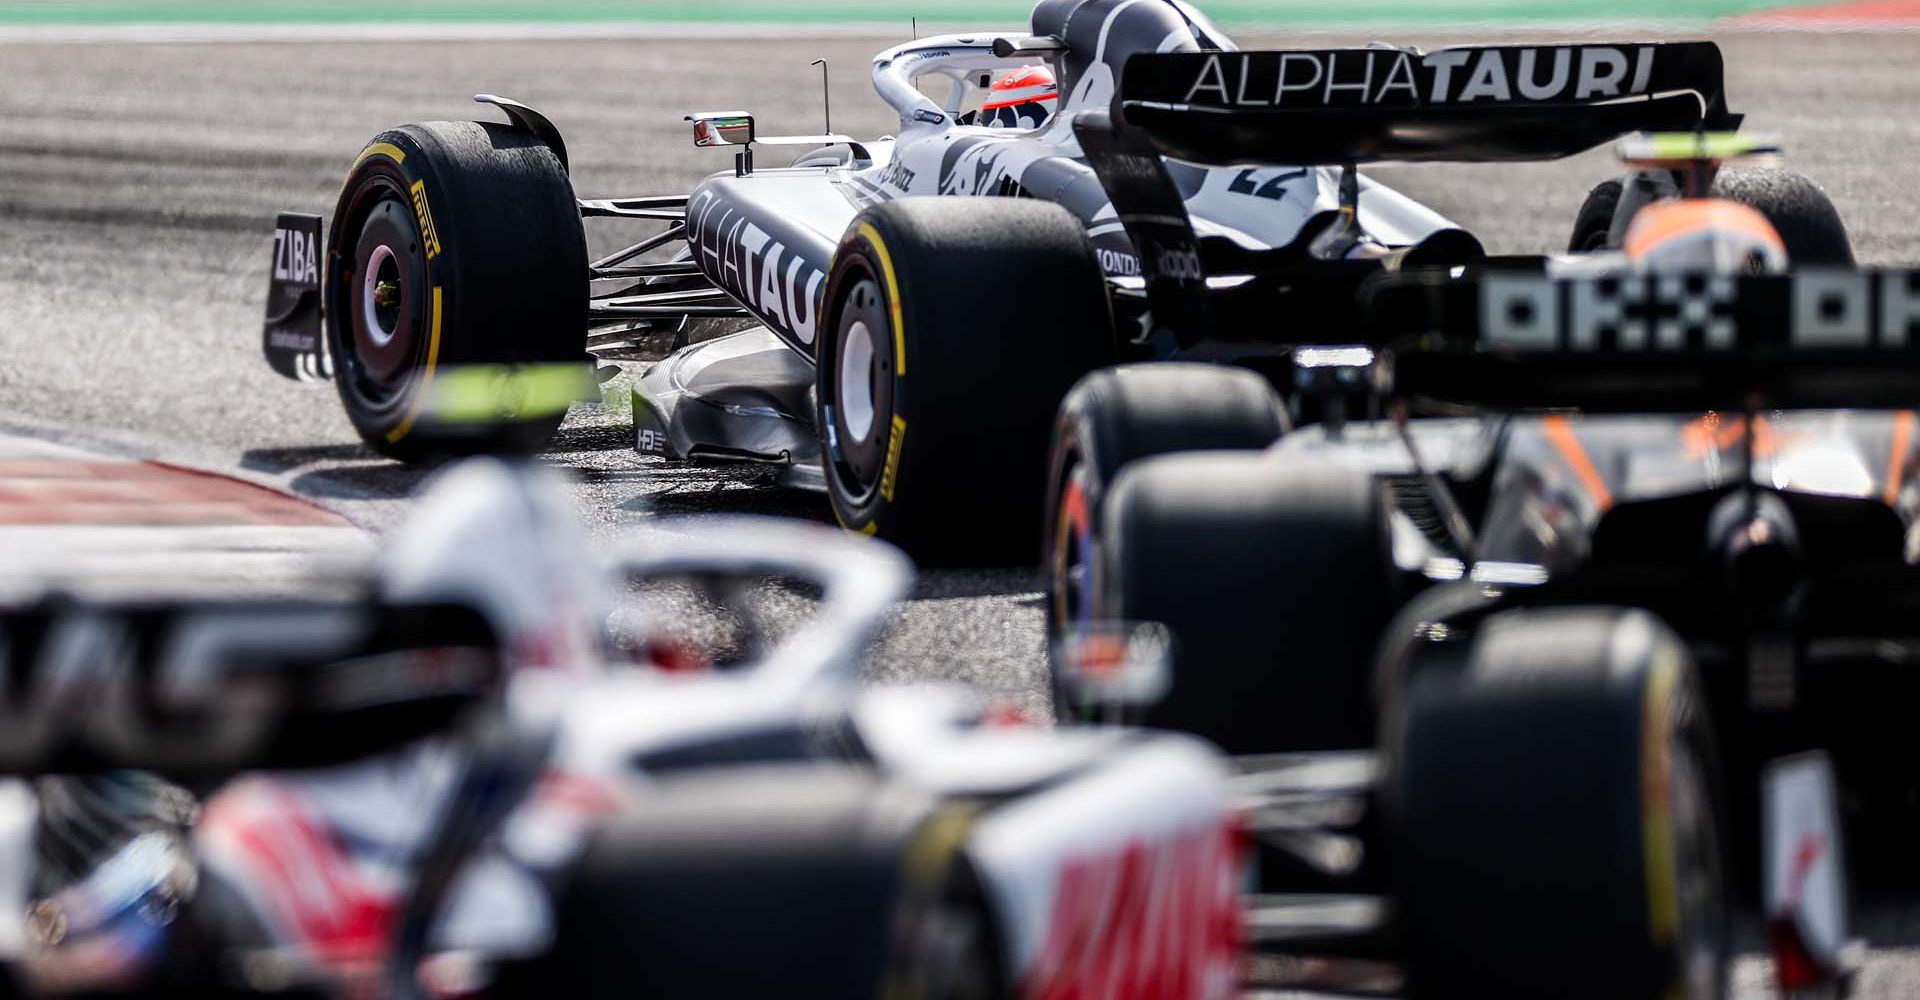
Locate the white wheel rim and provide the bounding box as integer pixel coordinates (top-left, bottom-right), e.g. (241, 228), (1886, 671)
(362, 244), (398, 348)
(839, 319), (878, 445)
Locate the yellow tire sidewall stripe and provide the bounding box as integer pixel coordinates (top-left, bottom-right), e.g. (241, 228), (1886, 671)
(857, 222), (906, 377)
(1640, 644), (1683, 952)
(342, 138), (442, 447)
(830, 223), (908, 537)
(880, 415), (907, 503)
(348, 141), (407, 185)
(384, 285), (445, 445)
(879, 803), (980, 1000)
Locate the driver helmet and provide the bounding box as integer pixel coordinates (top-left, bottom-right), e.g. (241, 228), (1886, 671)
(980, 65), (1058, 129)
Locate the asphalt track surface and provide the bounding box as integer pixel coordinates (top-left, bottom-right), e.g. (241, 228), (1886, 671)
(0, 0), (1803, 30)
(5, 24), (1920, 996)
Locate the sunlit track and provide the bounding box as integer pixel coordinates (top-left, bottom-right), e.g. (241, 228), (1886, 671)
(5, 24), (1920, 997)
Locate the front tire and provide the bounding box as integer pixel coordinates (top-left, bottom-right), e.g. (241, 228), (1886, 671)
(327, 121), (587, 462)
(816, 198), (1112, 566)
(1389, 607), (1728, 1000)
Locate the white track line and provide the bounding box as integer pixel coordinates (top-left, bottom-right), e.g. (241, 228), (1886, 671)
(0, 436), (108, 462)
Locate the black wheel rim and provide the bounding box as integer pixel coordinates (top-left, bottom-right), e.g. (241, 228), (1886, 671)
(333, 180), (429, 415)
(823, 273), (895, 506)
(1050, 457), (1097, 633)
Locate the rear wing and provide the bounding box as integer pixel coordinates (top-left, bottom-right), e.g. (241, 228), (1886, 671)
(1368, 267), (1920, 411)
(1118, 42), (1735, 165)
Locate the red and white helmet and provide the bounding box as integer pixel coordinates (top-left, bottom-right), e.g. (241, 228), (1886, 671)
(980, 65), (1058, 129)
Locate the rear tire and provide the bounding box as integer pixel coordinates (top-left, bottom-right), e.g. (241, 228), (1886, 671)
(1388, 607), (1728, 1000)
(1568, 168), (1854, 264)
(1094, 451), (1396, 751)
(327, 121), (587, 462)
(1044, 363), (1287, 695)
(1569, 178), (1624, 252)
(816, 198), (1112, 566)
(1712, 166), (1854, 265)
(517, 766), (1002, 1000)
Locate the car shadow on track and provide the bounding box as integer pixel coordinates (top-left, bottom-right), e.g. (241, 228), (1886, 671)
(548, 423), (637, 453)
(284, 461), (433, 502)
(240, 443), (438, 505)
(239, 443), (375, 475)
(605, 461), (832, 521)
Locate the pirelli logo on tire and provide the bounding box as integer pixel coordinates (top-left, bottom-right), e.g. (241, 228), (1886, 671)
(411, 180), (444, 260)
(881, 415), (907, 503)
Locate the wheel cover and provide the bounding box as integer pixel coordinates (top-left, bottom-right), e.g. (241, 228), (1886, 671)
(823, 274), (894, 505)
(335, 184), (429, 413)
(839, 319), (878, 445)
(361, 244), (403, 350)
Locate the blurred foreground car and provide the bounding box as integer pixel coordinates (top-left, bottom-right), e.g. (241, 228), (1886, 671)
(0, 450), (1243, 1000)
(1054, 133), (1915, 1000)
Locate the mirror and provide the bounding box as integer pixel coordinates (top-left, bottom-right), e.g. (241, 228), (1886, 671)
(1053, 621), (1173, 723)
(688, 112), (755, 148)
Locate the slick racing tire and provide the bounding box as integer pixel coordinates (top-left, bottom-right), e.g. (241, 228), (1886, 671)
(1569, 178), (1626, 252)
(1388, 607), (1728, 1000)
(1044, 363), (1287, 710)
(817, 198), (1112, 565)
(507, 766), (1001, 1000)
(327, 121), (587, 462)
(1095, 451), (1397, 751)
(1711, 167), (1854, 265)
(1570, 168), (1854, 264)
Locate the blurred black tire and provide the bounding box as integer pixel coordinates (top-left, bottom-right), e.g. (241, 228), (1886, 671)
(1388, 606), (1729, 1000)
(1099, 451), (1396, 752)
(513, 766), (1001, 1000)
(1569, 168), (1853, 265)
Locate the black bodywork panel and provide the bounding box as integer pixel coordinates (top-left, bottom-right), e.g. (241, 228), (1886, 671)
(262, 212), (327, 382)
(1370, 267), (1920, 411)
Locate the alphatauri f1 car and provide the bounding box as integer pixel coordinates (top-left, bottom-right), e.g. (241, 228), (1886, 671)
(1047, 113), (1920, 999)
(0, 450), (1245, 1000)
(259, 0), (1578, 564)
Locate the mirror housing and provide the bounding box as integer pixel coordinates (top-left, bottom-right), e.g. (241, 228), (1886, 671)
(1052, 621), (1173, 723)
